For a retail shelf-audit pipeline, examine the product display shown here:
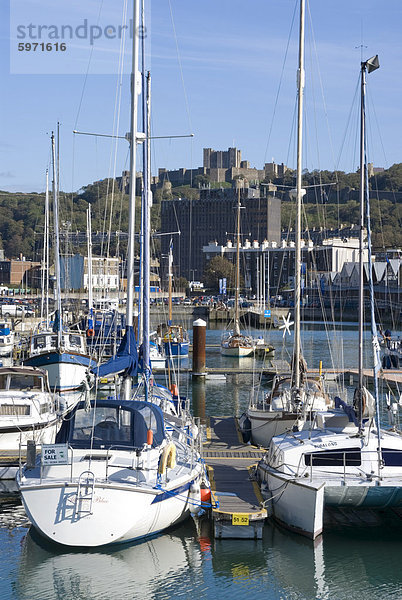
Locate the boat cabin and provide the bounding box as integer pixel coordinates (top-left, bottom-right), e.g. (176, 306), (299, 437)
(56, 399), (166, 450)
(30, 332), (86, 355)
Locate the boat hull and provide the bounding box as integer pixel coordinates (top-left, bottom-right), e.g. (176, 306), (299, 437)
(24, 352), (92, 391)
(247, 409), (300, 447)
(163, 341), (189, 357)
(19, 477), (199, 547)
(220, 345), (253, 357)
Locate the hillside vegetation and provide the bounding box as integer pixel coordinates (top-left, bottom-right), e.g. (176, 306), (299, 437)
(0, 164), (401, 259)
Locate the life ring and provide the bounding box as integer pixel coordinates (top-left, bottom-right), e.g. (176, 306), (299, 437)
(158, 442), (177, 474)
(87, 328), (95, 338)
(170, 383), (179, 397)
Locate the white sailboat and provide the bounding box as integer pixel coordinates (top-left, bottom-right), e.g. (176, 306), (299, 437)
(244, 0), (330, 446)
(220, 187), (254, 357)
(24, 134), (94, 392)
(258, 52), (402, 540)
(159, 240), (190, 358)
(17, 0), (207, 547)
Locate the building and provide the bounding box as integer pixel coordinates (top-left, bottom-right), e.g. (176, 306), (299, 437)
(60, 255), (120, 293)
(203, 147), (241, 169)
(161, 187), (281, 282)
(202, 236), (368, 296)
(0, 258), (41, 288)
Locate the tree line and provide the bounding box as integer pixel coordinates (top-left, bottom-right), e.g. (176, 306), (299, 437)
(0, 163), (401, 260)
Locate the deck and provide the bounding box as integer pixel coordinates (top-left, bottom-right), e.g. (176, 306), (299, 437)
(203, 416), (267, 539)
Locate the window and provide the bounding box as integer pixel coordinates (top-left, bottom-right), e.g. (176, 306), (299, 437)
(382, 449), (402, 467)
(0, 404), (30, 416)
(305, 448), (361, 467)
(71, 406), (133, 448)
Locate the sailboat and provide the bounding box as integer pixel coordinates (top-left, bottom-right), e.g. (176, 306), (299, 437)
(257, 52), (402, 540)
(159, 240), (190, 357)
(220, 187), (254, 357)
(243, 0), (330, 446)
(23, 135), (94, 392)
(17, 0), (206, 547)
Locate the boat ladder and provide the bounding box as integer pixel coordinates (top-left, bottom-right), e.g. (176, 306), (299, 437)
(75, 470), (95, 516)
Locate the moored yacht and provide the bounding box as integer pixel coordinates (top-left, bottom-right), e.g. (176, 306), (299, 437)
(0, 322), (14, 357)
(245, 371), (331, 446)
(0, 366), (59, 479)
(17, 396), (205, 546)
(258, 395), (402, 539)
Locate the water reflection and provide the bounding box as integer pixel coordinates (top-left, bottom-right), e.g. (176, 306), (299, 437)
(7, 510), (402, 600)
(16, 523), (203, 600)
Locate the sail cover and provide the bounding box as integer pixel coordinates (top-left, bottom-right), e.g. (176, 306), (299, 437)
(92, 325), (138, 378)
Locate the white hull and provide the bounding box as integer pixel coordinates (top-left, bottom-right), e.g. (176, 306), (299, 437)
(38, 360), (88, 392)
(0, 344), (13, 357)
(262, 468), (325, 539)
(248, 409), (300, 447)
(19, 470), (202, 547)
(221, 345), (253, 357)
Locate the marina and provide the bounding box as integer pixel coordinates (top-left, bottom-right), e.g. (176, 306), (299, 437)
(1, 0), (402, 597)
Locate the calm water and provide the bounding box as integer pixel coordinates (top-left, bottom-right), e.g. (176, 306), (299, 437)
(1, 321), (402, 600)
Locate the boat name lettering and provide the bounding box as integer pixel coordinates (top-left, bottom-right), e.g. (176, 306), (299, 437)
(313, 442), (337, 448)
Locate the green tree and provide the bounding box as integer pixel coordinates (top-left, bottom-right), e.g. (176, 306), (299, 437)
(203, 256), (243, 293)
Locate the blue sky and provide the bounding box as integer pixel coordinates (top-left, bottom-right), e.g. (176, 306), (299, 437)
(1, 0), (401, 193)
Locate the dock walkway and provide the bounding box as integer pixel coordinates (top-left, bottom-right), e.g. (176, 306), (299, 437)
(203, 416), (267, 538)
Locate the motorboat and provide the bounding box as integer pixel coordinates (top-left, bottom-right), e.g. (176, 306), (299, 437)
(0, 366), (59, 479)
(0, 322), (14, 357)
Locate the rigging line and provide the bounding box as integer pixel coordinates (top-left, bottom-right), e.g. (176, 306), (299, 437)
(167, 0), (193, 132)
(105, 0), (130, 263)
(74, 0), (105, 130)
(335, 75), (360, 171)
(263, 0), (298, 164)
(306, 0), (337, 176)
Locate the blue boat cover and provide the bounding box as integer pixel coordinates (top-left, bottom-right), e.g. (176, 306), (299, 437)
(92, 325), (138, 378)
(56, 398), (165, 448)
(334, 396), (359, 426)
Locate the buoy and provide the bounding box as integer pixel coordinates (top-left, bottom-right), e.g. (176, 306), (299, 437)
(170, 383), (179, 397)
(146, 429), (153, 446)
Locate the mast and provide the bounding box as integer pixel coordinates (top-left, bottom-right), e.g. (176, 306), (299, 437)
(357, 54), (380, 432)
(234, 186), (241, 336)
(51, 132), (62, 348)
(168, 239), (173, 323)
(86, 206), (93, 314)
(121, 0), (140, 401)
(40, 169), (50, 322)
(293, 0), (306, 389)
(141, 67), (151, 390)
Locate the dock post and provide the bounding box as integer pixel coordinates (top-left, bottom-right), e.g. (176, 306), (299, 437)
(192, 318), (206, 377)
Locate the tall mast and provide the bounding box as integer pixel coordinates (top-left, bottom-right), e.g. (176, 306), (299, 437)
(51, 132), (62, 348)
(87, 206), (93, 313)
(141, 67), (151, 389)
(40, 169), (50, 322)
(357, 54), (380, 430)
(234, 186), (241, 336)
(168, 239), (173, 323)
(293, 0), (306, 389)
(121, 0), (140, 401)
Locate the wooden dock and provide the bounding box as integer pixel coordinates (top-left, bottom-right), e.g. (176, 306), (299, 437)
(203, 416), (267, 539)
